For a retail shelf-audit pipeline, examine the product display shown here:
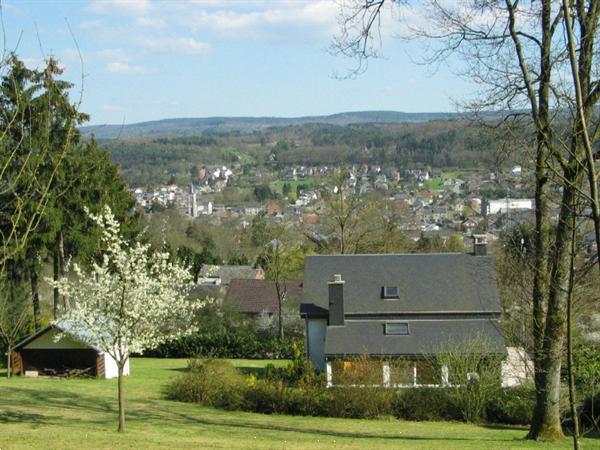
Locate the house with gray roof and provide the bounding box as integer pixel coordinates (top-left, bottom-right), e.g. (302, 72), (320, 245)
(225, 279), (302, 316)
(198, 264), (264, 287)
(300, 238), (509, 387)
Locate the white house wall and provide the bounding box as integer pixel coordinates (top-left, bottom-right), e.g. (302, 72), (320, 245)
(501, 347), (533, 387)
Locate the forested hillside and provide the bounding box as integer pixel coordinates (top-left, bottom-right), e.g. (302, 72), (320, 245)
(103, 120), (510, 186)
(81, 111), (462, 138)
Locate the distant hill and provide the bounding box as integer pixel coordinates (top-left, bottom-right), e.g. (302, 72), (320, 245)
(81, 111), (462, 139)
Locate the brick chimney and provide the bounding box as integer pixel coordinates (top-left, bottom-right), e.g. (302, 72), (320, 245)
(472, 234), (488, 256)
(328, 274), (345, 326)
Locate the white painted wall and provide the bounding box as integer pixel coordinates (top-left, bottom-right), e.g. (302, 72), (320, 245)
(306, 319), (327, 371)
(486, 198), (533, 215)
(103, 353), (130, 379)
(502, 347), (533, 387)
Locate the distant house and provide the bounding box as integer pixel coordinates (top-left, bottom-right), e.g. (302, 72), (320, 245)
(198, 265), (265, 287)
(225, 279), (303, 317)
(461, 217), (478, 232)
(10, 320), (129, 379)
(300, 239), (520, 387)
(242, 202), (264, 216)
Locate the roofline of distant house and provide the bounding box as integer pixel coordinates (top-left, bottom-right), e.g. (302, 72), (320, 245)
(306, 252), (479, 257)
(343, 311), (502, 317)
(301, 310), (502, 318)
(324, 349), (508, 358)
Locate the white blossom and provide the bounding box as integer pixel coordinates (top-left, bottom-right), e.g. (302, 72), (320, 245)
(50, 205), (201, 363)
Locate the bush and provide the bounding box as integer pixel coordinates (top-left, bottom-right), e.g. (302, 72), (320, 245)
(392, 386), (534, 424)
(327, 387), (395, 419)
(392, 388), (459, 421)
(262, 342), (324, 387)
(574, 345), (600, 397)
(146, 330), (302, 359)
(165, 359), (245, 410)
(166, 357), (534, 425)
(580, 394), (600, 431)
(485, 386), (535, 425)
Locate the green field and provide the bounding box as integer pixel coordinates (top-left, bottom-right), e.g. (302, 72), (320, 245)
(0, 358), (596, 449)
(271, 176), (316, 195)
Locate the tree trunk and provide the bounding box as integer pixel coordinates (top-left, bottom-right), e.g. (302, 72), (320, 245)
(528, 0), (552, 438)
(58, 231), (69, 310)
(529, 171), (579, 440)
(7, 345), (11, 379)
(567, 214), (580, 450)
(118, 364), (125, 432)
(53, 236), (60, 319)
(275, 281), (284, 341)
(30, 264), (41, 331)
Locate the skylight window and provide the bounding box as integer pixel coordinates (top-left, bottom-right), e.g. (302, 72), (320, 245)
(385, 322), (409, 335)
(382, 286), (399, 299)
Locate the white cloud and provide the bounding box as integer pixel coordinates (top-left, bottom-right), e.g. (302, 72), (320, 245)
(106, 61), (145, 74)
(96, 48), (130, 62)
(135, 17), (166, 29)
(79, 19), (104, 30)
(136, 36), (211, 55)
(88, 0), (150, 15)
(179, 1), (339, 37)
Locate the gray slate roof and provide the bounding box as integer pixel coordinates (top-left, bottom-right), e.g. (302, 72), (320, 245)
(324, 318), (505, 356)
(225, 279), (302, 314)
(301, 253), (501, 314)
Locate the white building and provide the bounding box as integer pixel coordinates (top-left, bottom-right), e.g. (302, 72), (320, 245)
(484, 198), (533, 216)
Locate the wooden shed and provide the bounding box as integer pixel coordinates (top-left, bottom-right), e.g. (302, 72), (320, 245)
(10, 321), (129, 379)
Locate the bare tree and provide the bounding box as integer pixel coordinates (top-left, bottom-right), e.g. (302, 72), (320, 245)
(258, 224), (305, 341)
(333, 0), (599, 441)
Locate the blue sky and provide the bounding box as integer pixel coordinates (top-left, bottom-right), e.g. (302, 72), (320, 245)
(3, 0), (472, 125)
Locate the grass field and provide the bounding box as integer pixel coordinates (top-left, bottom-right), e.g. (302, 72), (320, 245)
(0, 358), (597, 449)
(270, 176), (316, 195)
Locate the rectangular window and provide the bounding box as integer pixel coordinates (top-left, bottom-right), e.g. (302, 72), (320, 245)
(382, 286), (399, 298)
(385, 322), (409, 335)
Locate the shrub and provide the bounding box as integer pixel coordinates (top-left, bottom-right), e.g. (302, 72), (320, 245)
(573, 345), (600, 397)
(262, 342), (324, 387)
(580, 394), (600, 431)
(434, 335), (504, 423)
(166, 357), (535, 425)
(392, 388), (459, 421)
(485, 386), (535, 425)
(165, 359), (245, 409)
(146, 330), (303, 359)
(326, 387), (395, 419)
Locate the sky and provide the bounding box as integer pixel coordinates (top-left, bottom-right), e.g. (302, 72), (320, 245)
(3, 0), (473, 125)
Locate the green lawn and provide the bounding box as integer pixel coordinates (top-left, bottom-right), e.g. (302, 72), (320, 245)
(0, 358), (596, 449)
(271, 177), (316, 195)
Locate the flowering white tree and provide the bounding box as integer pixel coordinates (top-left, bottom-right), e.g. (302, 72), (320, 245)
(52, 206), (199, 432)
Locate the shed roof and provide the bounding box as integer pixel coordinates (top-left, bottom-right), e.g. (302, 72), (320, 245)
(13, 320), (105, 352)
